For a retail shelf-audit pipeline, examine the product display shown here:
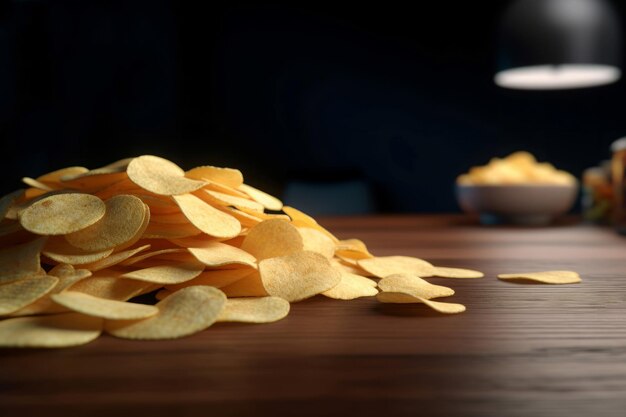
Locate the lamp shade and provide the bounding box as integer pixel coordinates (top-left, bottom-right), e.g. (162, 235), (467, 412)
(495, 0), (622, 89)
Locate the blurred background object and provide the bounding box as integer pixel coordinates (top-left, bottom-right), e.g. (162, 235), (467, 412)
(1, 0), (625, 214)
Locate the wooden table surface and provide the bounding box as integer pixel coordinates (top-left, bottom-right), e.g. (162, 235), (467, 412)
(2, 215), (626, 417)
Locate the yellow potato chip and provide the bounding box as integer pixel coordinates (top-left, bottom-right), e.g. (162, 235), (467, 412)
(258, 251), (341, 302)
(43, 237), (114, 265)
(173, 193), (241, 238)
(22, 177), (54, 191)
(0, 237), (46, 284)
(150, 211), (190, 224)
(155, 288), (172, 300)
(298, 227), (335, 259)
(0, 313), (102, 348)
(188, 242), (257, 269)
(240, 219), (303, 261)
(322, 270), (378, 300)
(335, 238), (373, 259)
(186, 166), (244, 188)
(238, 183), (283, 211)
(378, 274), (455, 299)
(282, 206), (338, 242)
(135, 193), (180, 214)
(236, 207), (291, 221)
(331, 259), (375, 277)
(113, 203), (150, 251)
(377, 292), (466, 313)
(127, 155), (206, 195)
(165, 268), (254, 291)
(205, 181), (251, 199)
(64, 195), (146, 251)
(60, 171), (128, 192)
(0, 275), (59, 315)
(429, 266), (484, 279)
(217, 296), (290, 323)
(76, 244), (151, 271)
(0, 189), (25, 220)
(357, 256), (435, 278)
(120, 248), (187, 266)
(497, 270), (581, 284)
(218, 271), (268, 297)
(19, 193), (106, 235)
(51, 291), (159, 320)
(105, 286), (226, 340)
(199, 189), (264, 212)
(120, 260), (205, 284)
(216, 206), (262, 228)
(48, 263), (93, 284)
(68, 274), (155, 301)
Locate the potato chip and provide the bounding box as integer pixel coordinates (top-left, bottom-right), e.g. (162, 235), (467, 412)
(60, 171), (128, 192)
(199, 189), (264, 212)
(497, 270), (581, 284)
(322, 270), (378, 300)
(155, 288), (172, 300)
(150, 211), (190, 224)
(331, 259), (375, 277)
(0, 313), (102, 347)
(165, 268), (254, 291)
(51, 292), (159, 320)
(64, 195), (146, 251)
(282, 206), (338, 242)
(216, 206), (262, 228)
(135, 193), (180, 214)
(105, 286), (226, 340)
(0, 237), (46, 284)
(19, 193), (106, 235)
(43, 237), (114, 265)
(240, 219), (303, 261)
(378, 274), (455, 299)
(22, 177), (54, 191)
(429, 266), (484, 279)
(0, 275), (59, 315)
(120, 248), (187, 266)
(114, 203), (151, 252)
(236, 207), (291, 221)
(68, 274), (154, 301)
(217, 296), (290, 323)
(121, 260), (205, 284)
(127, 155), (206, 195)
(0, 190), (25, 220)
(186, 166), (244, 188)
(259, 251), (341, 302)
(377, 292), (466, 313)
(218, 271), (268, 297)
(298, 227), (335, 259)
(75, 244), (150, 272)
(357, 256), (435, 279)
(238, 183), (283, 211)
(188, 242), (257, 269)
(143, 220), (202, 239)
(173, 193), (241, 238)
(205, 181), (251, 199)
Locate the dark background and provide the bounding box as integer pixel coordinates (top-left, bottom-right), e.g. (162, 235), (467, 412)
(1, 0), (624, 213)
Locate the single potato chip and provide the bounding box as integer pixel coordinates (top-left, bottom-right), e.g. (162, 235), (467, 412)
(322, 270), (378, 300)
(0, 275), (59, 315)
(51, 291), (159, 320)
(497, 270), (581, 284)
(127, 155), (206, 195)
(0, 313), (102, 348)
(429, 266), (484, 279)
(199, 189), (264, 213)
(240, 219), (303, 261)
(378, 274), (455, 299)
(19, 193), (106, 235)
(68, 274), (155, 301)
(218, 271), (268, 297)
(186, 166), (244, 188)
(64, 195), (146, 251)
(120, 260), (205, 284)
(36, 166), (88, 186)
(282, 206), (338, 242)
(377, 292), (466, 313)
(258, 251), (341, 302)
(22, 177), (53, 191)
(173, 193), (241, 239)
(298, 227), (335, 259)
(105, 286), (226, 340)
(357, 256), (435, 278)
(0, 237), (47, 284)
(239, 183), (283, 211)
(217, 296), (290, 323)
(188, 242), (257, 269)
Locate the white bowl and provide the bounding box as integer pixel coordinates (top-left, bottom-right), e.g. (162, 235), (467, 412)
(456, 184), (579, 225)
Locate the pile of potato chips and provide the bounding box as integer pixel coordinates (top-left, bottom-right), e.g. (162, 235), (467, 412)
(0, 156), (578, 348)
(456, 151), (577, 185)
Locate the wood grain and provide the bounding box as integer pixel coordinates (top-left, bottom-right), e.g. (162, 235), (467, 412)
(2, 215), (626, 417)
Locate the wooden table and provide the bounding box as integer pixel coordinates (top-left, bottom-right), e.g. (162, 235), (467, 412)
(2, 215), (626, 417)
